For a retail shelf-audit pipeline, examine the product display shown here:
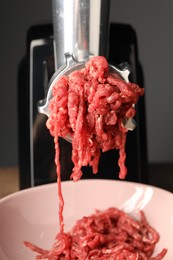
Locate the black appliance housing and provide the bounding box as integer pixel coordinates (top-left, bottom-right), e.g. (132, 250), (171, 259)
(18, 23), (148, 189)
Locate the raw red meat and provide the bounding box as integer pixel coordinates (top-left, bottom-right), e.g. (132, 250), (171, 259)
(24, 208), (167, 259)
(24, 56), (167, 259)
(46, 56), (144, 181)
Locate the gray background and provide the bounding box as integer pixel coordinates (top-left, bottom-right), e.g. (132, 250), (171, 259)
(0, 0), (173, 167)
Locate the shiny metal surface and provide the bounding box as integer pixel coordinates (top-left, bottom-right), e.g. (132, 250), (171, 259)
(52, 0), (110, 70)
(38, 53), (136, 141)
(39, 0), (135, 144)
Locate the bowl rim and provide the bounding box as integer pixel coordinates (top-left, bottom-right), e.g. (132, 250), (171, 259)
(0, 179), (172, 205)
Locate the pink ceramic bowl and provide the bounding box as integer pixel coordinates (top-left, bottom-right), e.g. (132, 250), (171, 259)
(0, 179), (173, 259)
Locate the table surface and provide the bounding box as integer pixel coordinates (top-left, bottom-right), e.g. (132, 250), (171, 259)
(0, 168), (19, 199)
(0, 164), (173, 199)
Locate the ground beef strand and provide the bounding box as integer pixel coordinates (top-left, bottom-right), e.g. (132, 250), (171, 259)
(46, 56), (144, 181)
(24, 208), (167, 259)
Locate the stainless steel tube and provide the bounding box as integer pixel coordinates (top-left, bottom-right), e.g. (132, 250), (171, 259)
(52, 0), (110, 70)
